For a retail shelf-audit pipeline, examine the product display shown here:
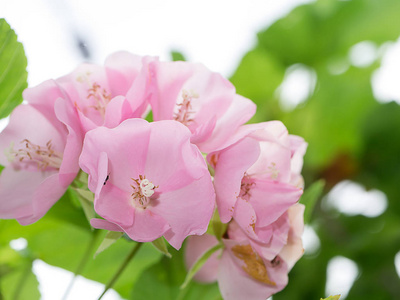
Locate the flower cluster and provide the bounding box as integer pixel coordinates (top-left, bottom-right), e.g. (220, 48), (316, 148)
(0, 51), (306, 299)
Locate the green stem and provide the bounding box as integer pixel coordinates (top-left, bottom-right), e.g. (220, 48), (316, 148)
(97, 242), (143, 300)
(12, 261), (32, 300)
(62, 230), (100, 300)
(177, 281), (191, 300)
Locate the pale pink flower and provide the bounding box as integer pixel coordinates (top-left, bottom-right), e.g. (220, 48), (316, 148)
(147, 61), (256, 153)
(185, 204), (305, 300)
(56, 51), (155, 132)
(79, 118), (215, 249)
(0, 81), (82, 224)
(208, 121), (306, 230)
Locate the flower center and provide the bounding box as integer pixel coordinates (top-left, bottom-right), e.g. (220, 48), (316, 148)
(87, 82), (112, 119)
(8, 139), (63, 170)
(239, 174), (255, 201)
(267, 162), (279, 180)
(231, 244), (276, 286)
(76, 73), (112, 119)
(173, 89), (198, 126)
(130, 175), (158, 208)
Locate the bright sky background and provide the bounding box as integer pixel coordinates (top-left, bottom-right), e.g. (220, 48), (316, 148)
(1, 0), (400, 299)
(1, 0), (313, 86)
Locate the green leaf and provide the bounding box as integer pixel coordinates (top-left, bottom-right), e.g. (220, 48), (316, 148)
(151, 237), (172, 258)
(321, 295), (341, 300)
(359, 102), (400, 212)
(0, 19), (28, 119)
(171, 50), (186, 62)
(86, 239), (161, 298)
(74, 187), (94, 203)
(300, 179), (325, 224)
(258, 0), (400, 67)
(180, 243), (223, 289)
(131, 247), (222, 300)
(282, 66), (377, 168)
(45, 188), (90, 230)
(145, 110), (153, 122)
(73, 187), (95, 225)
(0, 219), (161, 299)
(94, 231), (124, 258)
(230, 48), (284, 123)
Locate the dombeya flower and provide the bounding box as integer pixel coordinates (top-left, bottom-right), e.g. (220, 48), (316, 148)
(148, 60), (256, 153)
(56, 52), (156, 132)
(79, 118), (215, 249)
(0, 83), (82, 224)
(208, 121), (306, 229)
(185, 204), (305, 300)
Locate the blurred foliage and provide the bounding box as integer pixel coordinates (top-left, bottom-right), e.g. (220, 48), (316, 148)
(131, 247), (222, 300)
(230, 0), (400, 299)
(0, 19), (27, 120)
(171, 50), (187, 62)
(2, 0), (400, 299)
(300, 179), (325, 224)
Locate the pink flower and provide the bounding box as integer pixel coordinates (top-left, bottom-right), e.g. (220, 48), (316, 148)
(56, 51), (155, 132)
(208, 121), (306, 231)
(185, 204), (305, 300)
(147, 60), (256, 153)
(0, 81), (82, 224)
(79, 118), (215, 249)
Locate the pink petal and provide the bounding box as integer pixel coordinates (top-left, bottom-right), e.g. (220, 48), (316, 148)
(210, 137), (260, 223)
(79, 119), (150, 192)
(232, 198), (259, 240)
(103, 96), (134, 128)
(227, 220), (253, 242)
(198, 94), (256, 153)
(148, 60), (197, 121)
(153, 174), (215, 249)
(249, 180), (303, 227)
(213, 120), (286, 153)
(253, 213), (290, 260)
(185, 234), (221, 283)
(23, 79), (69, 137)
(144, 120), (205, 190)
(57, 64), (110, 127)
(289, 135), (307, 173)
(105, 51), (144, 96)
(95, 181), (135, 228)
(0, 168), (65, 225)
(123, 208), (170, 243)
(0, 105), (65, 168)
(218, 242), (287, 300)
(57, 64), (110, 106)
(19, 173), (67, 225)
(149, 60), (247, 153)
(247, 140), (292, 183)
(289, 135), (307, 186)
(90, 218), (124, 232)
(189, 116), (216, 145)
(125, 56), (156, 116)
(0, 168), (52, 219)
(93, 152), (109, 198)
(228, 216), (290, 261)
(54, 98), (82, 187)
(279, 204), (305, 270)
(75, 108), (97, 133)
